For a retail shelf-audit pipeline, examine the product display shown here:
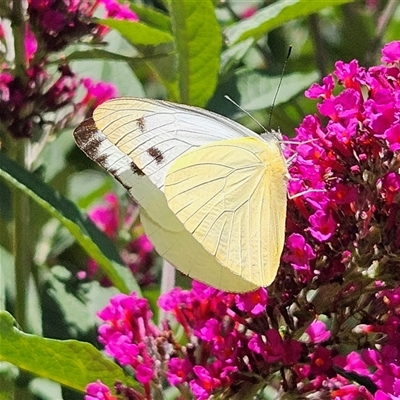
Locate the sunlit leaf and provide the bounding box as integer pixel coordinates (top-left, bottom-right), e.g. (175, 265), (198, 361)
(99, 19), (173, 46)
(225, 0), (353, 45)
(0, 312), (138, 394)
(170, 0), (221, 106)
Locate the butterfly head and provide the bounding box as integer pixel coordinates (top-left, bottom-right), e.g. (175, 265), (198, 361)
(261, 129), (282, 143)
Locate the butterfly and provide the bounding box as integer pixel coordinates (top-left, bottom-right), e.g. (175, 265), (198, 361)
(73, 97), (288, 292)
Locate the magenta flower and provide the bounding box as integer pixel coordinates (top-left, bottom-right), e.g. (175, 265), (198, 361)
(3, 0), (137, 141)
(282, 339), (304, 366)
(309, 346), (333, 375)
(81, 193), (155, 286)
(122, 234), (155, 285)
(190, 366), (222, 400)
(305, 320), (331, 343)
(0, 72), (13, 102)
(305, 74), (335, 99)
(331, 384), (374, 400)
(283, 233), (315, 273)
(329, 182), (358, 204)
(97, 293), (159, 396)
(383, 125), (400, 152)
(240, 6), (257, 19)
(281, 40), (400, 291)
(378, 287), (400, 308)
(196, 318), (220, 341)
(234, 287), (268, 316)
(88, 193), (120, 240)
(166, 358), (193, 385)
(24, 27), (37, 61)
(43, 65), (79, 108)
(136, 364), (154, 385)
(28, 0), (97, 52)
(100, 0), (139, 20)
(308, 209), (337, 241)
(374, 390), (397, 400)
(85, 380), (117, 400)
(334, 351), (370, 376)
(248, 329), (284, 363)
(381, 41), (400, 63)
(81, 78), (118, 112)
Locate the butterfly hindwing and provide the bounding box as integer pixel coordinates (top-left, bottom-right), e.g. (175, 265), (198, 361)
(164, 137), (288, 286)
(140, 209), (258, 292)
(73, 113), (259, 292)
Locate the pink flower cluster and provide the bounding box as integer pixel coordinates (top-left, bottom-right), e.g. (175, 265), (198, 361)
(90, 284), (273, 400)
(27, 0), (137, 52)
(82, 193), (155, 287)
(96, 293), (159, 399)
(89, 284), (400, 400)
(281, 41), (400, 286)
(1, 0), (136, 139)
(86, 42), (400, 400)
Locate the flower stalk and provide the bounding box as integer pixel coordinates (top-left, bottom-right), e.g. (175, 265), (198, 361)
(10, 0), (31, 330)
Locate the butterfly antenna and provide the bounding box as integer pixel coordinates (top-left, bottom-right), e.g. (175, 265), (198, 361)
(268, 45), (292, 130)
(224, 95), (267, 132)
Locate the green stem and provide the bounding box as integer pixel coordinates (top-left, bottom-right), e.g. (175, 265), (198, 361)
(12, 143), (31, 330)
(365, 0), (398, 65)
(11, 0), (31, 330)
(308, 13), (328, 79)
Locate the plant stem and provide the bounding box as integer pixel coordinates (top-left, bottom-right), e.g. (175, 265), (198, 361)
(158, 260), (176, 326)
(12, 142), (31, 330)
(308, 13), (328, 79)
(11, 0), (31, 330)
(366, 0), (398, 65)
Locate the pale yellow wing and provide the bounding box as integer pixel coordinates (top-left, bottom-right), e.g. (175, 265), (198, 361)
(140, 209), (258, 292)
(73, 118), (258, 292)
(164, 137), (288, 287)
(92, 97), (260, 190)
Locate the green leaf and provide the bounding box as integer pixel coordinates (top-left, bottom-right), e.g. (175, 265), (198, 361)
(170, 0), (221, 106)
(0, 151), (139, 294)
(67, 170), (114, 209)
(69, 30), (145, 97)
(129, 3), (171, 32)
(41, 266), (120, 341)
(99, 19), (173, 46)
(67, 48), (136, 62)
(32, 128), (75, 183)
(135, 42), (179, 99)
(220, 38), (255, 76)
(0, 311), (139, 394)
(225, 0), (353, 45)
(67, 48), (171, 66)
(208, 69), (319, 117)
(86, 20), (177, 97)
(333, 366), (378, 394)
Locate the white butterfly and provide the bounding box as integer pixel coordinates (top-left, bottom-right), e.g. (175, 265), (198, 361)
(74, 97), (288, 292)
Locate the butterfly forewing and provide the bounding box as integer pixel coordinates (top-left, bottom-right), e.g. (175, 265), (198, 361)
(164, 137), (288, 286)
(73, 118), (162, 212)
(92, 97), (260, 190)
